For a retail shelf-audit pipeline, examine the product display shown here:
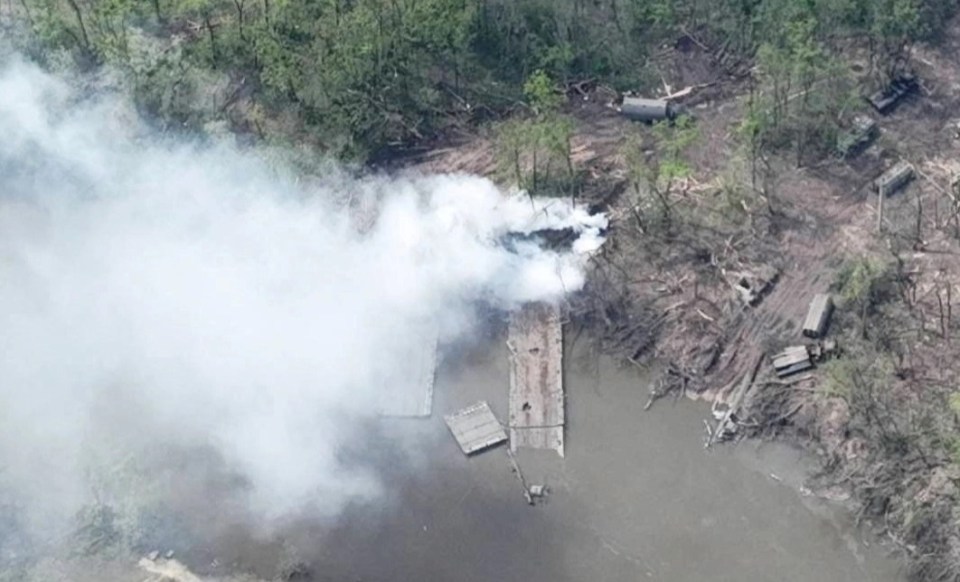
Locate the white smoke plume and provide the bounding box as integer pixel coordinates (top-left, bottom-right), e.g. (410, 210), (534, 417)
(0, 58), (606, 535)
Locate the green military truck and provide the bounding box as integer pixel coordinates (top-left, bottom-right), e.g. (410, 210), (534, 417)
(836, 114), (879, 159)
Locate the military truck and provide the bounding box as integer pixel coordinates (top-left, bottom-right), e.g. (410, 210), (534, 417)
(873, 161), (915, 196)
(802, 293), (834, 339)
(866, 73), (918, 114)
(619, 97), (677, 123)
(835, 115), (879, 158)
(772, 346), (813, 378)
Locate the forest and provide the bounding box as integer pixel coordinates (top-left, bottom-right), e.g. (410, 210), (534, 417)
(7, 0), (954, 159)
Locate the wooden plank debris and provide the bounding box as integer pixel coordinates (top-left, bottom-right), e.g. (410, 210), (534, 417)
(772, 345), (813, 378)
(508, 302), (565, 456)
(802, 293), (834, 338)
(707, 353), (763, 447)
(379, 326), (438, 418)
(722, 264), (779, 306)
(444, 401), (508, 455)
(505, 447), (534, 505)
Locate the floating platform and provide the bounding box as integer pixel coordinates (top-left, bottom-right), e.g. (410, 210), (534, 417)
(444, 401), (508, 455)
(508, 302), (565, 456)
(379, 325), (438, 418)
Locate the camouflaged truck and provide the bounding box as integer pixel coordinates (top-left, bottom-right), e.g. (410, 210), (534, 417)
(866, 73), (918, 114)
(835, 115), (879, 159)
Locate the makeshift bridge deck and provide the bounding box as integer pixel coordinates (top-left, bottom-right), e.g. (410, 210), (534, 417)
(507, 302), (565, 456)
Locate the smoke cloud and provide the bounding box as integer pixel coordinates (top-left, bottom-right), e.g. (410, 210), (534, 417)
(0, 58), (605, 536)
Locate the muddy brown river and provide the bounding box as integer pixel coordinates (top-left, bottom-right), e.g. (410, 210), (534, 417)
(284, 329), (906, 582)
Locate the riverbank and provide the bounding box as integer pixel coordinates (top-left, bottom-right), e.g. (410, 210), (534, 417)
(404, 17), (960, 578)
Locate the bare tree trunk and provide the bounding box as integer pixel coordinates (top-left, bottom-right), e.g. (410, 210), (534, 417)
(955, 204), (960, 241)
(938, 287), (946, 338)
(877, 184), (885, 233)
(934, 193), (940, 229)
(656, 182), (673, 226)
(65, 0), (91, 50)
(949, 283), (953, 343)
(915, 187), (923, 244)
(232, 0), (245, 41)
(532, 150), (538, 193)
(513, 147), (521, 188)
(861, 299), (869, 339)
(205, 15), (218, 64)
(18, 0), (35, 27)
(610, 0), (624, 35)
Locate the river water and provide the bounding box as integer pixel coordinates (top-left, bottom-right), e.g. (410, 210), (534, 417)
(0, 325), (907, 582)
(300, 328), (907, 582)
